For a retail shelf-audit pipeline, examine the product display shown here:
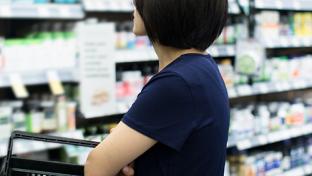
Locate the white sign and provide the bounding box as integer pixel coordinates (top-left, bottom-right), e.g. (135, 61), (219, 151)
(78, 23), (117, 118)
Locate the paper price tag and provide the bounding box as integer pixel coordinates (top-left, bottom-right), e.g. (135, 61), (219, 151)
(9, 74), (29, 98)
(47, 71), (65, 95)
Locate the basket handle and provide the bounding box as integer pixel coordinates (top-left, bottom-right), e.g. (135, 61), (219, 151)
(1, 131), (99, 176)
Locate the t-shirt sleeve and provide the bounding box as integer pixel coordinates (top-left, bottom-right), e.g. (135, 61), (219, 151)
(122, 71), (196, 151)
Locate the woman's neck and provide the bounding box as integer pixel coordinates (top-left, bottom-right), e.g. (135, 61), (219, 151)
(153, 43), (206, 71)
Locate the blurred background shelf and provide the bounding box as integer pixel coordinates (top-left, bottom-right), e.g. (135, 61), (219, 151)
(228, 78), (312, 98)
(254, 0), (312, 11)
(263, 37), (312, 48)
(228, 124), (312, 150)
(0, 4), (84, 19)
(83, 0), (241, 14)
(0, 69), (78, 88)
(115, 45), (236, 63)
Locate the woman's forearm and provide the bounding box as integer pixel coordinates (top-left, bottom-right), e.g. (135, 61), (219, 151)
(84, 150), (120, 176)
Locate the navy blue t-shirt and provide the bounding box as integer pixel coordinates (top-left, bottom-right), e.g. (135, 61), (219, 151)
(122, 53), (230, 176)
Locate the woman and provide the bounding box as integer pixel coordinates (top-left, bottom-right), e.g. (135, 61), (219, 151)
(85, 0), (230, 175)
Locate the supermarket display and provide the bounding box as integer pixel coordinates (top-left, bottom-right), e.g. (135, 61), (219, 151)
(255, 11), (312, 47)
(0, 0), (84, 19)
(226, 137), (312, 176)
(0, 95), (77, 140)
(0, 0), (311, 175)
(229, 100), (312, 143)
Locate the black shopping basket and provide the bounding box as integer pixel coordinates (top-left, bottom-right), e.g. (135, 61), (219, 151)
(0, 131), (99, 176)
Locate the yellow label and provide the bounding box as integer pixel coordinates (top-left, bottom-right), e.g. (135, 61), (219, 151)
(9, 74), (29, 98)
(47, 71), (64, 95)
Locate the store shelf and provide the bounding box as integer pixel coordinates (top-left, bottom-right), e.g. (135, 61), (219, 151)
(0, 130), (83, 157)
(0, 4), (84, 19)
(278, 163), (312, 176)
(0, 69), (78, 88)
(254, 0), (312, 11)
(115, 45), (236, 63)
(228, 123), (312, 150)
(83, 0), (240, 14)
(263, 37), (312, 49)
(83, 0), (133, 12)
(1, 124), (312, 157)
(115, 48), (157, 63)
(228, 78), (312, 98)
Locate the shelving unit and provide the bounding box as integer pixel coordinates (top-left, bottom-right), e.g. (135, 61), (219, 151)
(115, 45), (236, 63)
(263, 37), (312, 48)
(1, 122), (311, 157)
(0, 1), (311, 175)
(0, 4), (84, 19)
(278, 163), (312, 176)
(0, 69), (78, 88)
(229, 123), (312, 150)
(229, 78), (312, 98)
(83, 0), (241, 14)
(254, 0), (312, 11)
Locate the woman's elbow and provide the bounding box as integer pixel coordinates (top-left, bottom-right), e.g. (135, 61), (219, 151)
(84, 150), (118, 176)
(85, 150), (101, 176)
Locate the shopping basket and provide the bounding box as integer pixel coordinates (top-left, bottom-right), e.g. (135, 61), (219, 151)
(0, 131), (99, 176)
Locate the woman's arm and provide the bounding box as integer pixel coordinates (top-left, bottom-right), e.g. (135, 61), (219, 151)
(84, 122), (157, 176)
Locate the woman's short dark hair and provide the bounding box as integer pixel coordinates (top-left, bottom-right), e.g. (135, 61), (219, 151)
(134, 0), (228, 51)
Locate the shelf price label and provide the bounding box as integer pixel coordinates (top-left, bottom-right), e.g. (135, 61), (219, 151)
(47, 71), (64, 96)
(9, 74), (29, 98)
